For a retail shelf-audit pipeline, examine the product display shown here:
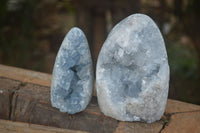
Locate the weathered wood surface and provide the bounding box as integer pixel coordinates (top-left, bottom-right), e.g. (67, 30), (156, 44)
(0, 64), (51, 87)
(0, 119), (88, 133)
(10, 82), (118, 133)
(0, 78), (20, 119)
(0, 64), (200, 133)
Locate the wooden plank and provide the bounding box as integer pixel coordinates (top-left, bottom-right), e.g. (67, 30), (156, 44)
(1, 64), (200, 133)
(162, 112), (200, 133)
(0, 77), (20, 119)
(0, 64), (51, 87)
(114, 121), (163, 133)
(166, 99), (200, 114)
(10, 83), (119, 133)
(0, 119), (88, 133)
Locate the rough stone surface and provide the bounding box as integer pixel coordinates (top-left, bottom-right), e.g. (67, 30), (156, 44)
(51, 27), (94, 114)
(96, 14), (170, 123)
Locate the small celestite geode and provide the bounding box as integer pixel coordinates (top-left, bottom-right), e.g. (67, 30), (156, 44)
(51, 27), (94, 114)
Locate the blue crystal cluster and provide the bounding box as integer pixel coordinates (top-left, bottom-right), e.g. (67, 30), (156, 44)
(51, 27), (94, 114)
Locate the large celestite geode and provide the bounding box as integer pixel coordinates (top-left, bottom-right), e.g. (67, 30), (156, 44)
(51, 27), (94, 114)
(96, 14), (170, 123)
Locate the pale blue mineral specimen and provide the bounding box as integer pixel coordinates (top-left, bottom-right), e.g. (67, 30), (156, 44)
(96, 14), (170, 123)
(51, 27), (94, 114)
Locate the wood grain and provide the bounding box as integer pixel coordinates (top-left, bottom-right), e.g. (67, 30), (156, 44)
(0, 77), (20, 119)
(0, 64), (51, 87)
(0, 119), (88, 133)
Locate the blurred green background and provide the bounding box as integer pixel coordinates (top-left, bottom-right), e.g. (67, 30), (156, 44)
(0, 0), (200, 104)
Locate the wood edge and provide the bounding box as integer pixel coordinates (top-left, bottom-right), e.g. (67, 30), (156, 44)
(0, 64), (51, 87)
(0, 119), (89, 133)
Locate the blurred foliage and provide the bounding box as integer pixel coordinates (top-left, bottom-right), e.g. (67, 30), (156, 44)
(173, 0), (200, 64)
(166, 39), (200, 104)
(0, 0), (43, 70)
(0, 0), (75, 72)
(166, 40), (198, 79)
(62, 0), (75, 13)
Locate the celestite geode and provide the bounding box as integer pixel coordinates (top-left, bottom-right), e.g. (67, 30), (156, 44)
(51, 27), (94, 114)
(96, 14), (170, 123)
